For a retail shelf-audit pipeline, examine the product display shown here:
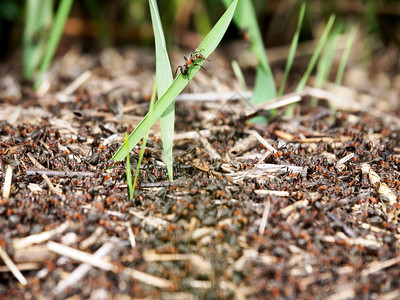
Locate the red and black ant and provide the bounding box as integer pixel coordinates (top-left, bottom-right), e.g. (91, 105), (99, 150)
(174, 49), (210, 77)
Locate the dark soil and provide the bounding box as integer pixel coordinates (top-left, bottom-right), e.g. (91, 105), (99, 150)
(1, 47), (400, 299)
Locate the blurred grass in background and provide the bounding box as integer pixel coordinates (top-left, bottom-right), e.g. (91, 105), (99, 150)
(0, 0), (399, 86)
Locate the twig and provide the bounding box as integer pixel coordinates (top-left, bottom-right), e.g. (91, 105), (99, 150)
(129, 209), (169, 228)
(361, 256), (400, 277)
(27, 153), (46, 170)
(55, 240), (116, 294)
(2, 165), (12, 199)
(47, 241), (117, 272)
(259, 199), (271, 235)
(335, 153), (354, 171)
(13, 221), (72, 250)
(327, 212), (357, 238)
(49, 239), (173, 289)
(0, 246), (27, 286)
(175, 91), (252, 102)
(196, 129), (221, 160)
(256, 164), (306, 174)
(0, 262), (40, 273)
(247, 130), (277, 153)
(26, 169), (96, 177)
(254, 190), (289, 197)
(61, 70), (92, 95)
(42, 174), (63, 196)
(126, 223), (136, 248)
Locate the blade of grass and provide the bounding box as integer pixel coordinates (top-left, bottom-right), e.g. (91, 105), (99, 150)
(149, 0), (174, 182)
(112, 0), (239, 162)
(23, 0), (53, 80)
(132, 81), (157, 196)
(222, 0), (276, 103)
(312, 22), (343, 106)
(231, 60), (247, 91)
(285, 14), (335, 117)
(34, 0), (73, 90)
(336, 25), (357, 85)
(296, 15), (336, 92)
(278, 2), (306, 97)
(125, 133), (134, 200)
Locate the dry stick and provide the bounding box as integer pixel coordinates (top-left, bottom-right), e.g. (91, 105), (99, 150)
(42, 174), (63, 196)
(129, 209), (169, 228)
(13, 220), (72, 250)
(175, 91), (253, 102)
(61, 70), (92, 95)
(361, 256), (400, 277)
(326, 212), (358, 238)
(27, 153), (46, 170)
(126, 223), (136, 248)
(26, 169), (96, 177)
(47, 241), (173, 289)
(196, 129), (221, 160)
(245, 92), (303, 118)
(335, 152), (354, 171)
(47, 241), (116, 272)
(259, 199), (271, 235)
(229, 135), (259, 156)
(0, 262), (40, 273)
(247, 130), (277, 153)
(2, 165), (12, 199)
(54, 240), (116, 294)
(0, 246), (27, 286)
(190, 161), (237, 185)
(254, 190), (289, 197)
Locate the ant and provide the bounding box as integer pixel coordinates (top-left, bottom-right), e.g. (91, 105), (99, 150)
(174, 49), (210, 77)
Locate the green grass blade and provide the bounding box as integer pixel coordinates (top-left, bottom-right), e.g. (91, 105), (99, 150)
(112, 0), (239, 162)
(231, 60), (247, 91)
(336, 25), (357, 85)
(285, 14), (335, 117)
(278, 2), (306, 97)
(222, 0), (276, 102)
(132, 81), (157, 196)
(23, 0), (53, 80)
(125, 133), (134, 200)
(312, 22), (343, 105)
(149, 0), (174, 182)
(34, 0), (73, 90)
(295, 15), (336, 92)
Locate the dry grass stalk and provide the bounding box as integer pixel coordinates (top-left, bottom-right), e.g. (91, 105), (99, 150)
(259, 199), (271, 234)
(0, 246), (27, 285)
(13, 221), (72, 250)
(2, 165), (12, 199)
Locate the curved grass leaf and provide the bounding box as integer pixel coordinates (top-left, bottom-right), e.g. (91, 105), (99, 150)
(112, 0), (239, 161)
(149, 0), (174, 181)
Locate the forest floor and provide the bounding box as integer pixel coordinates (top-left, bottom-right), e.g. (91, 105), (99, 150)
(1, 45), (400, 299)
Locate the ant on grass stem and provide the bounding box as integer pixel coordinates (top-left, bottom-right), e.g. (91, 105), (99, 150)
(174, 49), (210, 77)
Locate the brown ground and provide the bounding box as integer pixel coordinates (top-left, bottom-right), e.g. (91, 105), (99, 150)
(1, 46), (400, 299)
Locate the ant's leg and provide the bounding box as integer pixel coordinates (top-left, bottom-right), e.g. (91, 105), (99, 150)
(174, 66), (181, 77)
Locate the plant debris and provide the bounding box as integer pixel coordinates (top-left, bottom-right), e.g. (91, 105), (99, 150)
(1, 47), (400, 299)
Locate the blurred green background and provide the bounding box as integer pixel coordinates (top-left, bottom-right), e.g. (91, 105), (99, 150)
(0, 0), (399, 82)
